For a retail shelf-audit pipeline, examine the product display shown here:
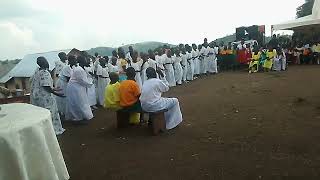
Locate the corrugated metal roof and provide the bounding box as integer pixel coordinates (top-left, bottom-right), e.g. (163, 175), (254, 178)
(0, 49), (71, 83)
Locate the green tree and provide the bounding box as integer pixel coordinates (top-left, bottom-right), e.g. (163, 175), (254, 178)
(296, 0), (315, 18)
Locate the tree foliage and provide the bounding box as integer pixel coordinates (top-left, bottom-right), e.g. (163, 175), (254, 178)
(296, 0), (315, 18)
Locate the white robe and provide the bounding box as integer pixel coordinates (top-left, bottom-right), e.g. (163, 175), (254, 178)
(54, 60), (66, 77)
(208, 47), (218, 73)
(164, 56), (176, 87)
(200, 47), (209, 74)
(85, 66), (97, 106)
(96, 64), (110, 106)
(129, 60), (143, 90)
(186, 52), (194, 81)
(141, 59), (151, 84)
(155, 55), (167, 82)
(273, 55), (283, 71)
(140, 78), (183, 130)
(55, 65), (73, 116)
(180, 53), (188, 82)
(282, 52), (287, 70)
(192, 50), (200, 75)
(173, 55), (183, 85)
(126, 52), (133, 62)
(108, 63), (119, 73)
(66, 66), (93, 121)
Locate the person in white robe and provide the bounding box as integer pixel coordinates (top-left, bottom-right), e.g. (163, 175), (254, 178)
(108, 57), (120, 73)
(199, 45), (208, 75)
(140, 67), (183, 130)
(66, 56), (93, 122)
(128, 50), (143, 90)
(281, 50), (287, 71)
(273, 56), (281, 71)
(125, 46), (134, 62)
(213, 44), (219, 73)
(55, 55), (77, 117)
(197, 44), (203, 76)
(186, 45), (194, 81)
(180, 49), (188, 82)
(207, 44), (217, 74)
(155, 50), (167, 82)
(141, 51), (154, 84)
(30, 57), (65, 135)
(96, 58), (110, 106)
(54, 52), (68, 85)
(192, 44), (200, 77)
(85, 64), (97, 108)
(273, 51), (285, 71)
(163, 49), (176, 87)
(173, 50), (183, 85)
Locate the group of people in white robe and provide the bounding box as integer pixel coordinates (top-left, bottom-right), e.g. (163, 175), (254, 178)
(30, 38), (219, 135)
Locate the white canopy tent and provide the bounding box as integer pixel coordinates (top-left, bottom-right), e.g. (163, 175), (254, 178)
(272, 0), (320, 31)
(0, 49), (71, 84)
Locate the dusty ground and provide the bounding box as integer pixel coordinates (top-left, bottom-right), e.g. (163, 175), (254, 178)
(59, 65), (320, 180)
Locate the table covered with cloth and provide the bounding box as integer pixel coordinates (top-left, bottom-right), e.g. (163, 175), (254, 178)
(0, 103), (69, 180)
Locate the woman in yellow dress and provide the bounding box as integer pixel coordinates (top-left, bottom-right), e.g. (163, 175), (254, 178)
(249, 49), (261, 73)
(263, 46), (277, 72)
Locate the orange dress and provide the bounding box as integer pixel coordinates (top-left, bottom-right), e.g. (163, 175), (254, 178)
(119, 80), (140, 107)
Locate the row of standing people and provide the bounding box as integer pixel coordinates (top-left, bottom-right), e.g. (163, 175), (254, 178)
(86, 42), (220, 109)
(32, 39), (220, 135)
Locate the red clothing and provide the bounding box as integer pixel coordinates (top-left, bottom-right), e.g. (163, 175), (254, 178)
(237, 49), (247, 64)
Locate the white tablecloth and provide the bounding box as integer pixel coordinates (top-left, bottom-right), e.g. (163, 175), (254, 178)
(0, 103), (69, 180)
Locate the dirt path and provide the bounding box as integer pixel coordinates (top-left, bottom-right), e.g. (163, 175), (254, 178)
(59, 66), (320, 180)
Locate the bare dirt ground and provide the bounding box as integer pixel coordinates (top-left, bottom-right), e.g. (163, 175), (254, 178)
(59, 65), (320, 180)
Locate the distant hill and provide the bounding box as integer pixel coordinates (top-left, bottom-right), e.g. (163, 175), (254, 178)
(121, 41), (174, 53)
(86, 41), (174, 56)
(86, 47), (114, 57)
(214, 34), (236, 45)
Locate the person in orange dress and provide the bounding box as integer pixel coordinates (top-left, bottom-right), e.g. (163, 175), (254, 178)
(119, 67), (142, 124)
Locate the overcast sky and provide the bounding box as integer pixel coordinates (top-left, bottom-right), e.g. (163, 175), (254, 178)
(0, 0), (304, 59)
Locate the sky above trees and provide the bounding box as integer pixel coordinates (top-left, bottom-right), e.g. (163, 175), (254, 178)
(0, 0), (304, 59)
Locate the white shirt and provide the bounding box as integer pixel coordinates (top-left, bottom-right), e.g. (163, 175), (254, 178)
(155, 55), (165, 70)
(173, 55), (182, 65)
(55, 60), (66, 75)
(140, 78), (169, 105)
(180, 53), (187, 66)
(214, 47), (219, 55)
(59, 65), (73, 80)
(148, 58), (157, 69)
(186, 52), (193, 60)
(200, 47), (209, 57)
(126, 52), (133, 62)
(96, 64), (109, 78)
(69, 66), (92, 87)
(93, 59), (100, 73)
(129, 60), (143, 72)
(191, 50), (198, 58)
(237, 44), (246, 50)
(108, 63), (119, 73)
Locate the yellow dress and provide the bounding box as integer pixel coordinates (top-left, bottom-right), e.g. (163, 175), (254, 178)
(104, 82), (121, 111)
(249, 52), (261, 71)
(104, 82), (140, 125)
(226, 50), (233, 55)
(264, 50), (276, 69)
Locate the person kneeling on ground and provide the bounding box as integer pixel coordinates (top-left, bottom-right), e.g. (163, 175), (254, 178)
(104, 72), (121, 111)
(140, 67), (183, 130)
(119, 67), (143, 125)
